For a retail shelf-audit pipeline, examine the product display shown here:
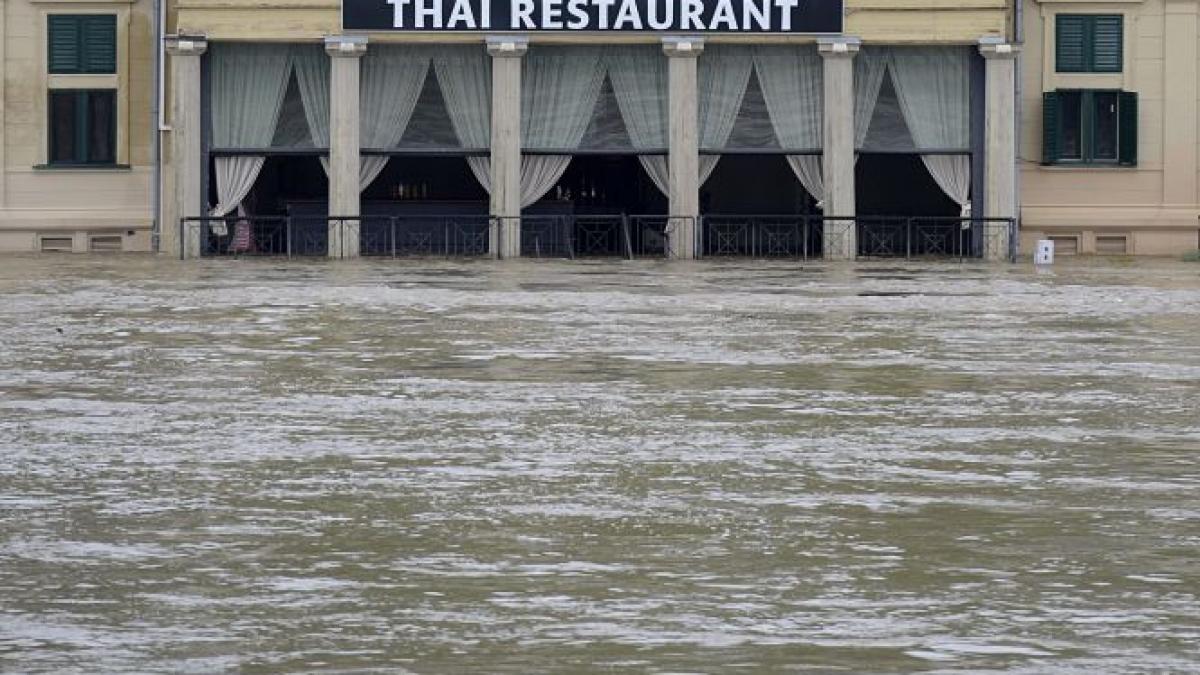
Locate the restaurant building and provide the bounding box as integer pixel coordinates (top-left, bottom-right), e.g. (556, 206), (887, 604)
(0, 0), (157, 252)
(1020, 0), (1200, 255)
(155, 0), (1019, 261)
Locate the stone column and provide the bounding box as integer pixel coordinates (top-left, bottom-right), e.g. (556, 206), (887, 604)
(326, 36), (367, 259)
(487, 37), (527, 259)
(164, 35), (207, 259)
(818, 37), (859, 261)
(663, 37), (703, 260)
(979, 38), (1019, 262)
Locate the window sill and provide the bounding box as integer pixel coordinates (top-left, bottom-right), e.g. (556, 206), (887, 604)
(1041, 163), (1134, 170)
(34, 164), (131, 172)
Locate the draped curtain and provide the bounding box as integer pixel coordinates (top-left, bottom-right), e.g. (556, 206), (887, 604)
(607, 45), (670, 196)
(519, 46), (606, 207)
(754, 45), (824, 205)
(432, 46), (492, 191)
(360, 46), (431, 190)
(889, 47), (972, 215)
(295, 45), (432, 192)
(853, 47), (889, 151)
(291, 44), (330, 171)
(697, 45), (753, 186)
(209, 43), (292, 216)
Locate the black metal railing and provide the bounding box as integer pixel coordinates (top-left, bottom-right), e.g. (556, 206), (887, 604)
(699, 215), (1016, 262)
(180, 215), (1016, 262)
(357, 215), (491, 257)
(491, 215), (691, 259)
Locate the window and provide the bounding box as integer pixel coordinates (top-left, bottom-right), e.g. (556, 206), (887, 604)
(1042, 90), (1137, 166)
(49, 90), (116, 165)
(46, 14), (118, 167)
(49, 15), (116, 74)
(1056, 15), (1123, 73)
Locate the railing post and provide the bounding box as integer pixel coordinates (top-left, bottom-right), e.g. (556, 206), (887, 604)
(286, 218), (293, 259)
(390, 217), (397, 258)
(621, 214), (633, 260)
(906, 218), (912, 259)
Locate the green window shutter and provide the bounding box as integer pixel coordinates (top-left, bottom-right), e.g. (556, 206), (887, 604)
(1056, 15), (1087, 72)
(1043, 91), (1061, 165)
(48, 15), (115, 75)
(48, 16), (82, 74)
(1092, 16), (1123, 73)
(81, 15), (117, 74)
(1118, 91), (1138, 166)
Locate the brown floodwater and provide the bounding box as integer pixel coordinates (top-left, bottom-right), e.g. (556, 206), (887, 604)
(0, 255), (1198, 673)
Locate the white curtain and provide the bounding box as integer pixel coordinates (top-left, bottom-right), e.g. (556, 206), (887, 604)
(754, 45), (824, 205)
(210, 43), (292, 216)
(607, 46), (669, 196)
(889, 47), (972, 215)
(360, 46), (431, 190)
(433, 46), (492, 191)
(291, 44), (331, 176)
(519, 46), (606, 207)
(854, 47), (889, 150)
(295, 45), (432, 192)
(698, 45), (753, 186)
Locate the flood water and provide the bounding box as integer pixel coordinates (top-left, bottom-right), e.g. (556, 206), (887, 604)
(1, 255), (1198, 673)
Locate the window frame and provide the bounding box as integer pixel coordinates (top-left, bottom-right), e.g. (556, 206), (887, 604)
(1051, 88), (1123, 167)
(1055, 14), (1124, 74)
(47, 89), (118, 167)
(36, 7), (129, 169)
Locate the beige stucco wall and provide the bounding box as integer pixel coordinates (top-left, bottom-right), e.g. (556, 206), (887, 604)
(1, 0), (156, 253)
(1020, 0), (1200, 255)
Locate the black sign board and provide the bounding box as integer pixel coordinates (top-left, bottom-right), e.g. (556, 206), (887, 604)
(343, 0), (843, 34)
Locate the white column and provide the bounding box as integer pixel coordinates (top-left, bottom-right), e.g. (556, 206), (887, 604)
(663, 37), (703, 260)
(326, 36), (367, 259)
(164, 35), (207, 259)
(979, 38), (1019, 262)
(818, 37), (859, 261)
(487, 37), (528, 259)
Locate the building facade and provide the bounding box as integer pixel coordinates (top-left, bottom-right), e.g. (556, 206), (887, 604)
(1020, 0), (1200, 255)
(158, 0), (1020, 261)
(0, 0), (157, 253)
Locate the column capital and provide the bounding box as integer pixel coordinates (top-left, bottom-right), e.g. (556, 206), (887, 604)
(978, 37), (1020, 60)
(817, 37), (861, 59)
(164, 34), (207, 56)
(486, 36), (529, 58)
(325, 35), (368, 58)
(662, 36), (705, 57)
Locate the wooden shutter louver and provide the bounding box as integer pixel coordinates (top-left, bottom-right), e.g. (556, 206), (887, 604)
(1092, 16), (1123, 73)
(82, 16), (117, 74)
(1042, 91), (1061, 165)
(1056, 16), (1087, 72)
(48, 16), (82, 74)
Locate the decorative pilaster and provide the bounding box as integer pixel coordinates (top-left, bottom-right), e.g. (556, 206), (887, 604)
(326, 35), (367, 259)
(979, 38), (1019, 261)
(663, 36), (703, 260)
(1163, 0), (1197, 206)
(487, 36), (528, 259)
(818, 37), (859, 261)
(164, 34), (207, 259)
